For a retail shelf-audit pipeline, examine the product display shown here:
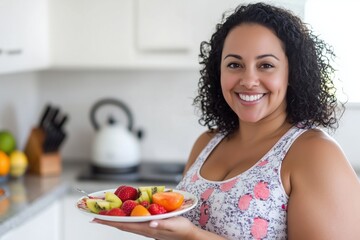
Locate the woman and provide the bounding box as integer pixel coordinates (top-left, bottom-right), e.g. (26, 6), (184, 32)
(93, 3), (360, 239)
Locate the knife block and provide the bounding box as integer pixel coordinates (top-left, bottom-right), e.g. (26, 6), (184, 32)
(24, 128), (62, 176)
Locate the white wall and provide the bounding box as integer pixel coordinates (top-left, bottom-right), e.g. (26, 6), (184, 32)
(0, 70), (359, 169)
(36, 69), (205, 163)
(0, 72), (39, 149)
(333, 104), (360, 169)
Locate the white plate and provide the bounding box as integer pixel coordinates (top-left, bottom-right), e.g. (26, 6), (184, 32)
(76, 189), (198, 222)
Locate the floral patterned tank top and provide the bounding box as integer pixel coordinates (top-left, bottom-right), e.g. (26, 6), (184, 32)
(176, 126), (308, 239)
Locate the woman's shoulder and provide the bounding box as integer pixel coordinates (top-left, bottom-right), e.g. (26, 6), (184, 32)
(286, 127), (357, 186)
(292, 128), (342, 158)
(195, 130), (219, 145)
(285, 128), (360, 239)
(289, 128), (345, 166)
(182, 130), (218, 174)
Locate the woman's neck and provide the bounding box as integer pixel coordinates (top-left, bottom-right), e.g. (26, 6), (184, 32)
(236, 112), (291, 144)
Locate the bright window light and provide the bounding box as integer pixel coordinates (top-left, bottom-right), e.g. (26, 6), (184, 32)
(305, 0), (360, 103)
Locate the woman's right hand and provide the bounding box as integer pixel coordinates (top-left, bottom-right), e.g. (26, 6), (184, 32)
(92, 216), (225, 240)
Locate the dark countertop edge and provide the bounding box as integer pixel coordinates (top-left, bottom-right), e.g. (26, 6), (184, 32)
(0, 182), (69, 236)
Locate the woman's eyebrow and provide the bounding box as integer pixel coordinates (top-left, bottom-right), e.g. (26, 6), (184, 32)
(257, 54), (279, 61)
(223, 53), (279, 61)
(223, 54), (242, 60)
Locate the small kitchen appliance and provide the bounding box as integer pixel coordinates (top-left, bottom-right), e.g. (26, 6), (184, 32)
(90, 98), (143, 173)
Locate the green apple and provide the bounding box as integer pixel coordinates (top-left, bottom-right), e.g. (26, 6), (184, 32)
(0, 131), (16, 155)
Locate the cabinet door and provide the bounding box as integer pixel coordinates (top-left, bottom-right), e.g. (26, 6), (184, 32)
(0, 0), (49, 74)
(62, 195), (152, 240)
(50, 0), (135, 68)
(0, 201), (61, 240)
(49, 0), (239, 69)
(136, 0), (190, 52)
(49, 0), (305, 70)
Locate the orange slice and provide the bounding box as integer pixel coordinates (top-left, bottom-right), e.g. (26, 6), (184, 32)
(152, 192), (184, 212)
(130, 205), (151, 216)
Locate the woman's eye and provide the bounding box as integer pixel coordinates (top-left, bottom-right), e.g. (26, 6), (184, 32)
(260, 63), (274, 69)
(227, 63), (241, 69)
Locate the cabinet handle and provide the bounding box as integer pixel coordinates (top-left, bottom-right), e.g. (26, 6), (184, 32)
(7, 49), (23, 55)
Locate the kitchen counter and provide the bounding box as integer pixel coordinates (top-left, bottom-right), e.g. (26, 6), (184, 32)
(0, 161), (358, 237)
(0, 169), (69, 236)
(0, 161), (180, 237)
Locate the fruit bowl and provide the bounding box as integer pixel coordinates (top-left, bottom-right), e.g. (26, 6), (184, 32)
(76, 189), (198, 222)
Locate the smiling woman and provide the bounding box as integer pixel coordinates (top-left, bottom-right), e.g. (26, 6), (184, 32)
(91, 3), (360, 240)
(220, 23), (289, 124)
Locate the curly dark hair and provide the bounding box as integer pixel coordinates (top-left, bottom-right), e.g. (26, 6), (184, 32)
(194, 2), (344, 135)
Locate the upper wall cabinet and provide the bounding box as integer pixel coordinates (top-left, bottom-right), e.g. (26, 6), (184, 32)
(49, 0), (305, 70)
(0, 0), (50, 74)
(49, 0), (135, 69)
(49, 0), (200, 69)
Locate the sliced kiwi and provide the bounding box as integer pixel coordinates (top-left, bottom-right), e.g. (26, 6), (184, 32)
(86, 199), (111, 213)
(105, 192), (122, 208)
(137, 190), (151, 203)
(138, 186), (166, 201)
(96, 200), (111, 210)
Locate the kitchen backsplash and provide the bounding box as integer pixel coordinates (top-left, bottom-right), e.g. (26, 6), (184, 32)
(0, 70), (205, 164)
(0, 70), (359, 169)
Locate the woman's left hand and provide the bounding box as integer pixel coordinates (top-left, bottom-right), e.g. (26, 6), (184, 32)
(91, 216), (197, 240)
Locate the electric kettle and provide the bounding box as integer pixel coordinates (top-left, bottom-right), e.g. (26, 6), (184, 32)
(90, 98), (143, 172)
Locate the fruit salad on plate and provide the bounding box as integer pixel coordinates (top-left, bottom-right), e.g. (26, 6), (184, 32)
(76, 185), (197, 222)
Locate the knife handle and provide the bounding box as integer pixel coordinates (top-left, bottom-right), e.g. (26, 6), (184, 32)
(57, 115), (68, 129)
(39, 104), (52, 128)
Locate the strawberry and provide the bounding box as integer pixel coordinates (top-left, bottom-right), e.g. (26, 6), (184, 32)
(107, 208), (126, 216)
(148, 203), (167, 215)
(114, 185), (126, 196)
(98, 210), (109, 215)
(139, 200), (150, 208)
(116, 186), (138, 202)
(121, 200), (138, 216)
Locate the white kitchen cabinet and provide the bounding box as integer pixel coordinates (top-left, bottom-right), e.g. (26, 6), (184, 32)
(47, 0), (238, 69)
(62, 195), (151, 240)
(0, 0), (50, 74)
(49, 0), (136, 69)
(49, 0), (305, 70)
(0, 0), (306, 73)
(136, 0), (190, 52)
(50, 0), (196, 69)
(0, 201), (61, 240)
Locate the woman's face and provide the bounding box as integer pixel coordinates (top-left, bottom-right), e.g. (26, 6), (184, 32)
(220, 23), (289, 124)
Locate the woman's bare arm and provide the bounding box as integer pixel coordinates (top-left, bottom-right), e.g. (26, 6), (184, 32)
(286, 130), (360, 239)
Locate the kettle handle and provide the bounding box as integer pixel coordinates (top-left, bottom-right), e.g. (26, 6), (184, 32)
(90, 98), (134, 131)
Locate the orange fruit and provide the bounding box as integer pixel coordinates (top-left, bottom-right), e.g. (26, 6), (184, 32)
(0, 151), (10, 176)
(152, 192), (184, 212)
(130, 205), (151, 216)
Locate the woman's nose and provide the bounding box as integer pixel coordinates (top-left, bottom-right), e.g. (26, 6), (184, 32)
(240, 69), (260, 88)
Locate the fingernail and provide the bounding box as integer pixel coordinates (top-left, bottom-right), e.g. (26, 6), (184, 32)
(149, 221), (158, 228)
(90, 219), (99, 224)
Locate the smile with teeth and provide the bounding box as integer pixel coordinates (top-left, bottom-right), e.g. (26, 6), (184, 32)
(238, 93), (265, 102)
